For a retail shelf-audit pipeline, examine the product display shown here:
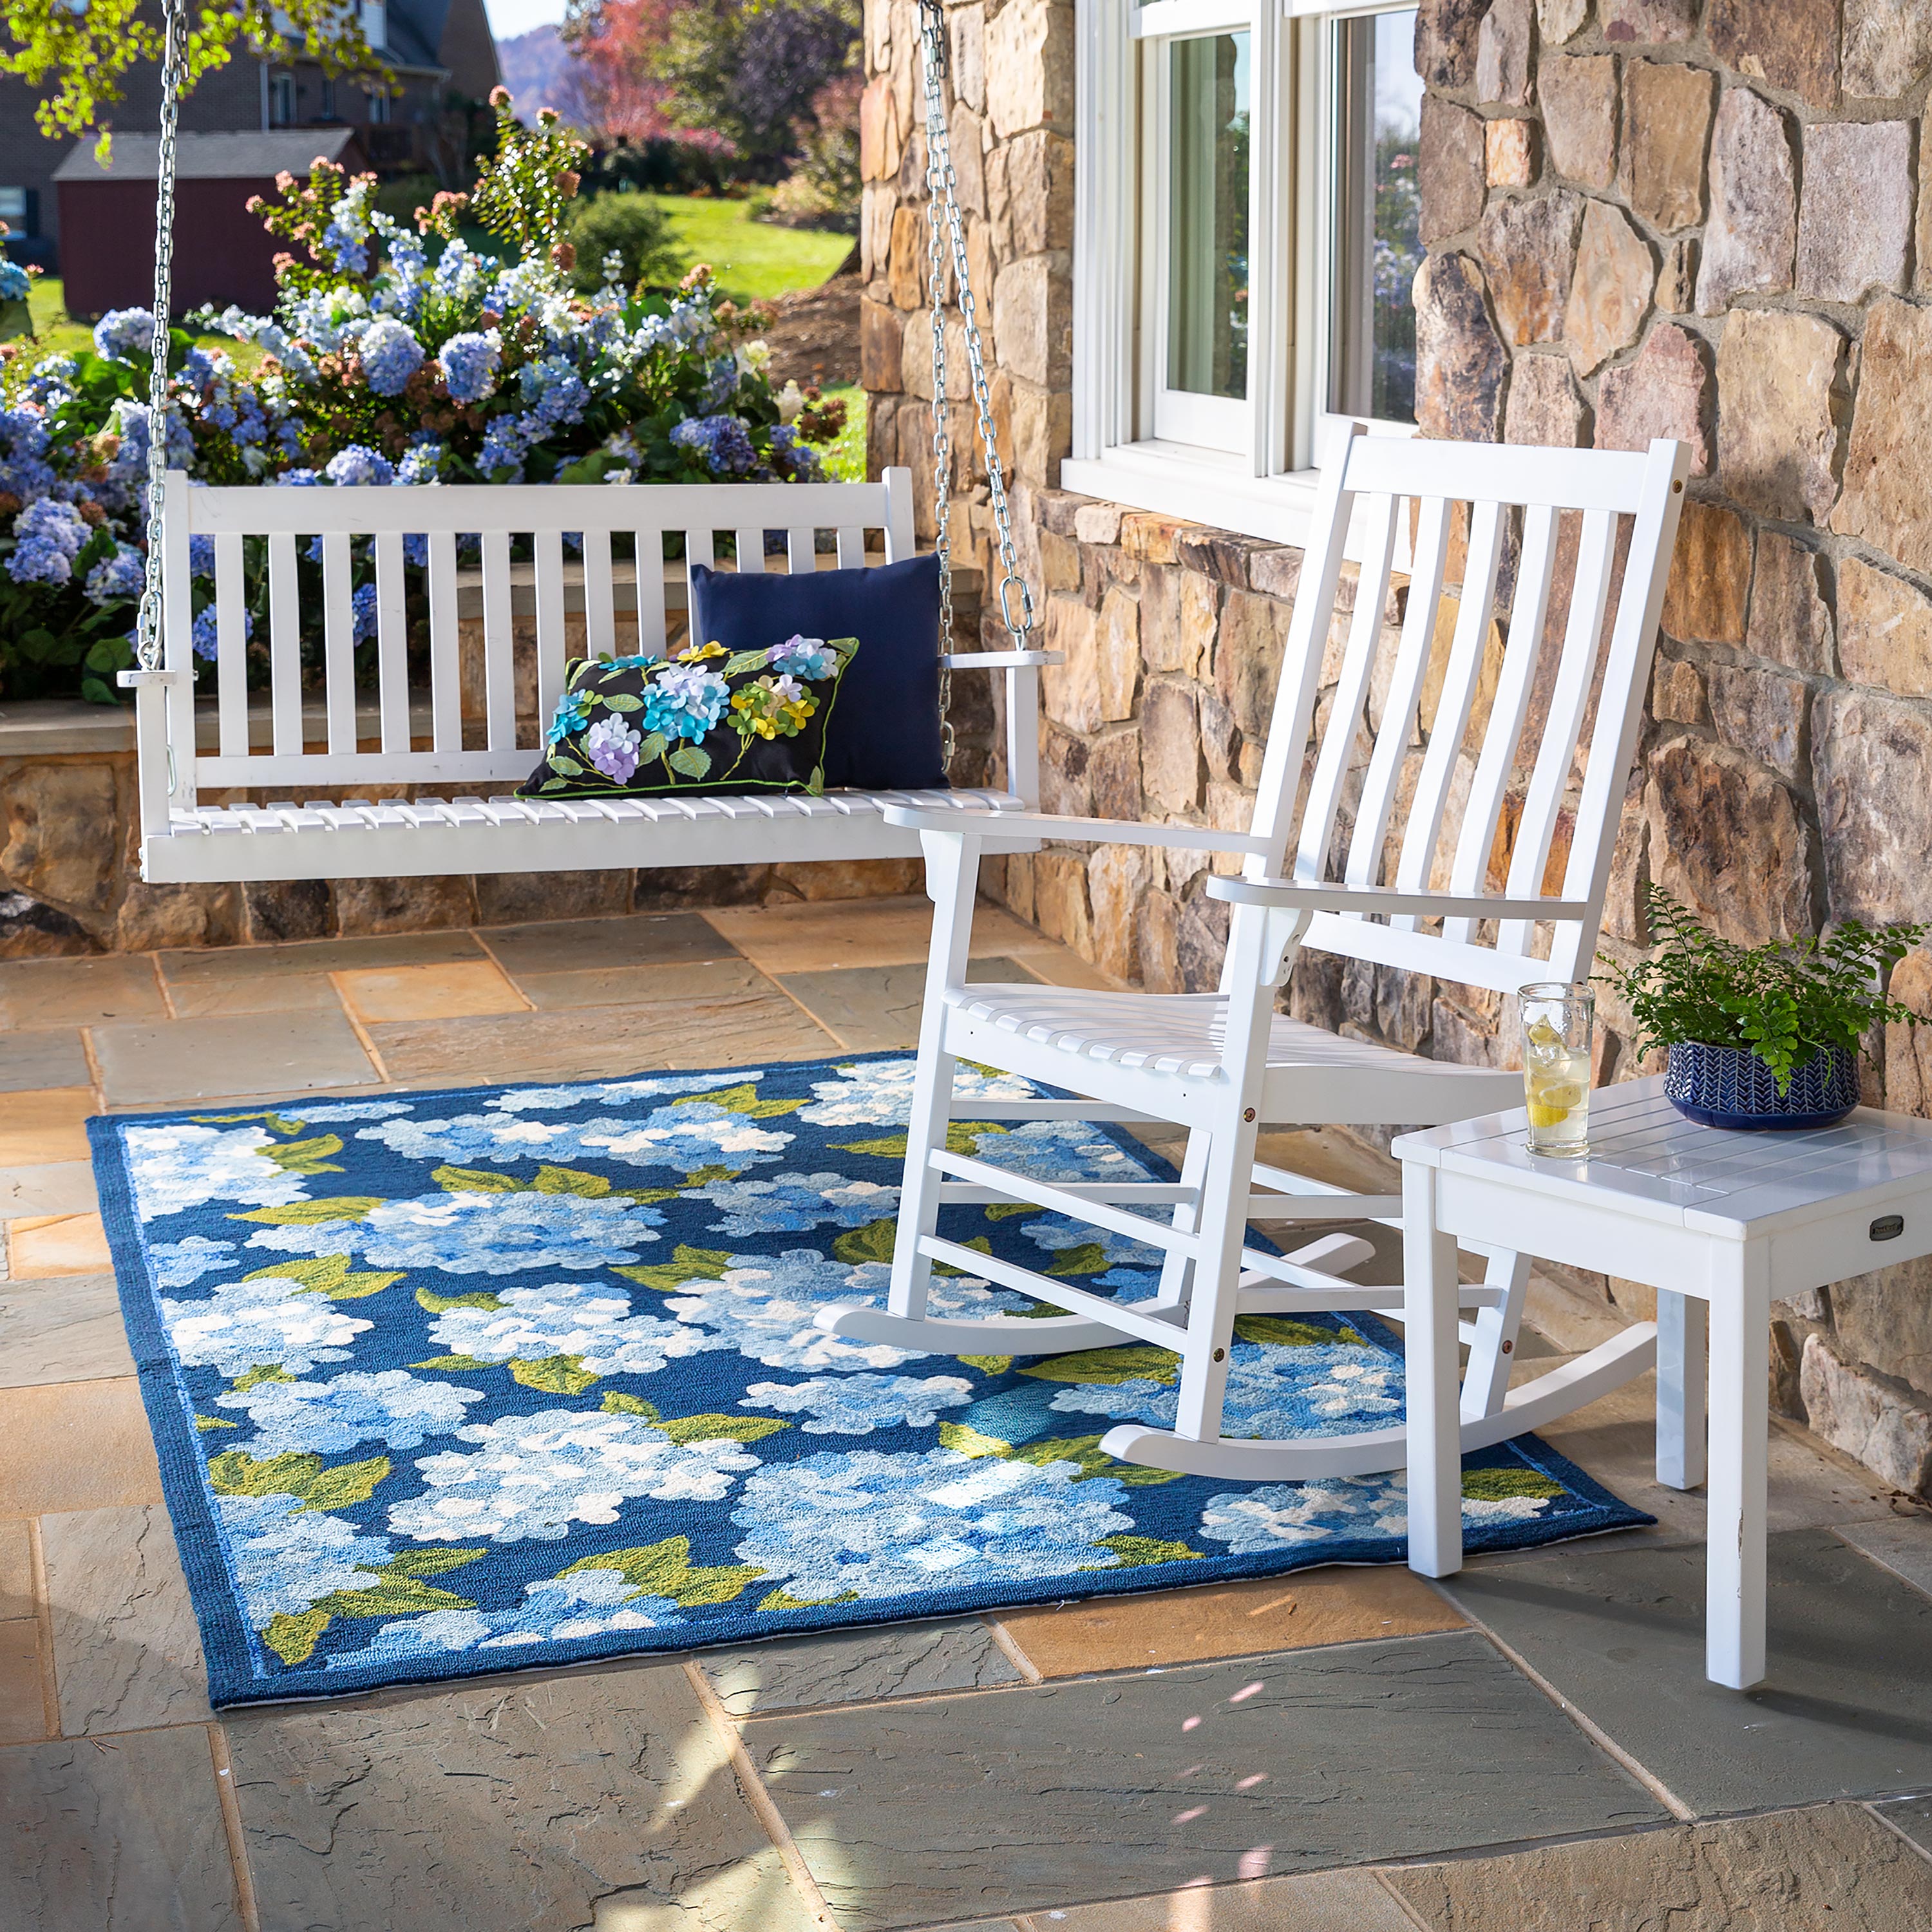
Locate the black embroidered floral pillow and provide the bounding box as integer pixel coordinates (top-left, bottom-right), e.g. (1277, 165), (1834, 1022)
(520, 634), (859, 799)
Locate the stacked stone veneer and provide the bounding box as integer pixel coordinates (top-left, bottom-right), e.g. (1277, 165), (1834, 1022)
(858, 0), (1932, 1493)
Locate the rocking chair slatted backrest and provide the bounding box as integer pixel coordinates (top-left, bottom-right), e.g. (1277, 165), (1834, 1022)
(158, 470), (919, 806)
(1259, 426), (1690, 996)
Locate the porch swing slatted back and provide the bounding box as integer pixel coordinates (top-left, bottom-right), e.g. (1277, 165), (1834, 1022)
(165, 471), (918, 800)
(1260, 428), (1688, 996)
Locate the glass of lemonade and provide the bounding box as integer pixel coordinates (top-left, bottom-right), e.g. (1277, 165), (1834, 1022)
(1519, 982), (1594, 1157)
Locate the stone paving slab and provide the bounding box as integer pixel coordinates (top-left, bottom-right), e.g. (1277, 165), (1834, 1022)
(478, 911), (743, 976)
(366, 992), (835, 1087)
(42, 1504), (211, 1736)
(777, 958), (1037, 1051)
(1031, 1867), (1416, 1931)
(223, 1660), (817, 1932)
(1836, 1515), (1932, 1600)
(1, 1723), (244, 1931)
(0, 1614), (46, 1743)
(91, 1009), (378, 1106)
(158, 932), (488, 987)
(1871, 1792), (1932, 1855)
(0, 1378), (164, 1517)
(1444, 1527), (1932, 1813)
(0, 1091), (95, 1166)
(703, 1617), (1023, 1716)
(0, 954), (167, 1029)
(516, 957), (781, 1012)
(998, 1569), (1464, 1679)
(744, 1634), (1665, 1931)
(0, 1027), (90, 1092)
(0, 1272), (135, 1387)
(0, 1160), (99, 1218)
(1383, 1803), (1932, 1931)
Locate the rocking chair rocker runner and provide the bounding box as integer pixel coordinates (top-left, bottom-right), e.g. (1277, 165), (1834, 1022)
(819, 426), (1696, 1481)
(119, 1), (1051, 886)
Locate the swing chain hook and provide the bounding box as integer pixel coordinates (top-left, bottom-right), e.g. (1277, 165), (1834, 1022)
(134, 0), (187, 677)
(916, 0), (1036, 779)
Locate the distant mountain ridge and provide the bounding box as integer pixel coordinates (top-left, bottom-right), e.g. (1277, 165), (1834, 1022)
(495, 24), (591, 122)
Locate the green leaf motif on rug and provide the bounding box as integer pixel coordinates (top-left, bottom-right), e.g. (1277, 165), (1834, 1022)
(758, 1586), (862, 1611)
(560, 1535), (762, 1608)
(833, 1121), (1009, 1159)
(831, 1218), (897, 1264)
(601, 1391), (659, 1417)
(416, 1285), (505, 1313)
(673, 1082), (808, 1119)
(245, 1255), (402, 1301)
(191, 1110), (309, 1135)
(510, 1354), (600, 1395)
(1045, 1242), (1109, 1277)
(263, 1609), (333, 1667)
(1233, 1315), (1367, 1347)
(656, 1414), (790, 1444)
(1083, 1535), (1202, 1570)
(1019, 1345), (1181, 1387)
(984, 1202), (1033, 1220)
(412, 1353), (495, 1372)
(613, 1244), (736, 1291)
(209, 1450), (391, 1513)
(194, 1415), (240, 1431)
(228, 1197), (383, 1226)
(1010, 1435), (1182, 1486)
(937, 1421), (1011, 1459)
(431, 1163), (524, 1194)
(261, 1133), (346, 1175)
(1462, 1468), (1564, 1502)
(229, 1364), (294, 1392)
(959, 1354), (1014, 1374)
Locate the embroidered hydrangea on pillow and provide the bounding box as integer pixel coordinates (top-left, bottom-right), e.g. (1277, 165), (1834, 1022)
(520, 633), (858, 799)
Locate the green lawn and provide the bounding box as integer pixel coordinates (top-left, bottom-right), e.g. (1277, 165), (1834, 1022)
(818, 383), (866, 484)
(652, 196), (853, 306)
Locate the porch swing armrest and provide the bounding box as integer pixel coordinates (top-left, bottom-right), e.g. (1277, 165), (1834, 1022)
(940, 650), (1063, 668)
(117, 668), (190, 687)
(882, 805), (1268, 854)
(1208, 875), (1593, 922)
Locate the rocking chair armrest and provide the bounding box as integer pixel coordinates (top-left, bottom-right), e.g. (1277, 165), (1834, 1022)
(1208, 875), (1593, 922)
(118, 669), (190, 688)
(940, 650), (1062, 668)
(881, 805), (1269, 854)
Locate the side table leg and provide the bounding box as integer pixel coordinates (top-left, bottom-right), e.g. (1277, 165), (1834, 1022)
(1706, 1247), (1770, 1690)
(1656, 1289), (1707, 1491)
(1403, 1161), (1462, 1578)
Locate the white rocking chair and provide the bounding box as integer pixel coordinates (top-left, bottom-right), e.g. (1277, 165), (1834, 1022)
(818, 425), (1694, 1479)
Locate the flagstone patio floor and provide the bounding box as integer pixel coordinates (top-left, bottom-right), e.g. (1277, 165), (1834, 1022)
(4, 892), (1931, 1931)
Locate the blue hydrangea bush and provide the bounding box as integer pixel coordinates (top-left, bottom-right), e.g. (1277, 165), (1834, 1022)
(0, 93), (847, 704)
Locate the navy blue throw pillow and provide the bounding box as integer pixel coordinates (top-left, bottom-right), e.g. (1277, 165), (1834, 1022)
(688, 552), (947, 790)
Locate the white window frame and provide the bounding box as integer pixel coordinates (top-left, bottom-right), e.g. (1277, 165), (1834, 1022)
(1066, 0), (1419, 547)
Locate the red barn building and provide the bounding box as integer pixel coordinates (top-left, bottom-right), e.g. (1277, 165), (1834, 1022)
(55, 130), (370, 318)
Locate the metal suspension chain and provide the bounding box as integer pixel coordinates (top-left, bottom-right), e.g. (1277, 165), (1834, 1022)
(916, 0), (1036, 776)
(134, 0), (187, 675)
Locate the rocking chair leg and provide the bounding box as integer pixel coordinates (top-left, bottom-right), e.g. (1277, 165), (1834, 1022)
(1151, 1127), (1210, 1311)
(886, 829), (979, 1323)
(1171, 1113), (1264, 1442)
(1459, 1247), (1532, 1423)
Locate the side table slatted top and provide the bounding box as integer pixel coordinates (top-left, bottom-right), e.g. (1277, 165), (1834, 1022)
(1396, 1075), (1932, 1236)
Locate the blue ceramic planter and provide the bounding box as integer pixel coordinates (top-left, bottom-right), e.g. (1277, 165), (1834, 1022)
(1663, 1040), (1860, 1131)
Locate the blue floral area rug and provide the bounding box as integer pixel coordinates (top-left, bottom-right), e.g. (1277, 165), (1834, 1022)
(89, 1054), (1650, 1706)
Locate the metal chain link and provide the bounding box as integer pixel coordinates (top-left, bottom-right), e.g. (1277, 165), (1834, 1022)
(916, 0), (1036, 776)
(134, 0), (187, 674)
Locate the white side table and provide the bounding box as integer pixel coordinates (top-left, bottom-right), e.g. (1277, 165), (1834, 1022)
(1394, 1075), (1932, 1690)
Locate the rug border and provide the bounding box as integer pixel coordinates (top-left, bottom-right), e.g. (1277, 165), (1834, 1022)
(86, 1058), (1653, 1709)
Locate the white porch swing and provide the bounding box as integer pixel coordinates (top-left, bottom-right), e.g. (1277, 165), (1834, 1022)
(119, 0), (1048, 884)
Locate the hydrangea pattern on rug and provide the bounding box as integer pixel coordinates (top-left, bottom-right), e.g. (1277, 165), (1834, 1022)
(91, 1054), (1650, 1705)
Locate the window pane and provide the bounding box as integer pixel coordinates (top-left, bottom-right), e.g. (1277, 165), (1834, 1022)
(1166, 32), (1249, 401)
(1332, 9), (1422, 424)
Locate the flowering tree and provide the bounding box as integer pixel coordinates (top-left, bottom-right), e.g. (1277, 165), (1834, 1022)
(0, 2), (375, 149)
(0, 93), (846, 704)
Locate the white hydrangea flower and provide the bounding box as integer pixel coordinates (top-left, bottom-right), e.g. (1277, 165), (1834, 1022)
(164, 1275), (372, 1377)
(390, 1408), (758, 1543)
(427, 1280), (716, 1376)
(214, 1369), (486, 1454)
(125, 1122), (309, 1218)
(740, 1372), (975, 1434)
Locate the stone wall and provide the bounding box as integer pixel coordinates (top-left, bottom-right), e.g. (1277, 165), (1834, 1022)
(855, 0), (1932, 1493)
(859, 0), (1074, 572)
